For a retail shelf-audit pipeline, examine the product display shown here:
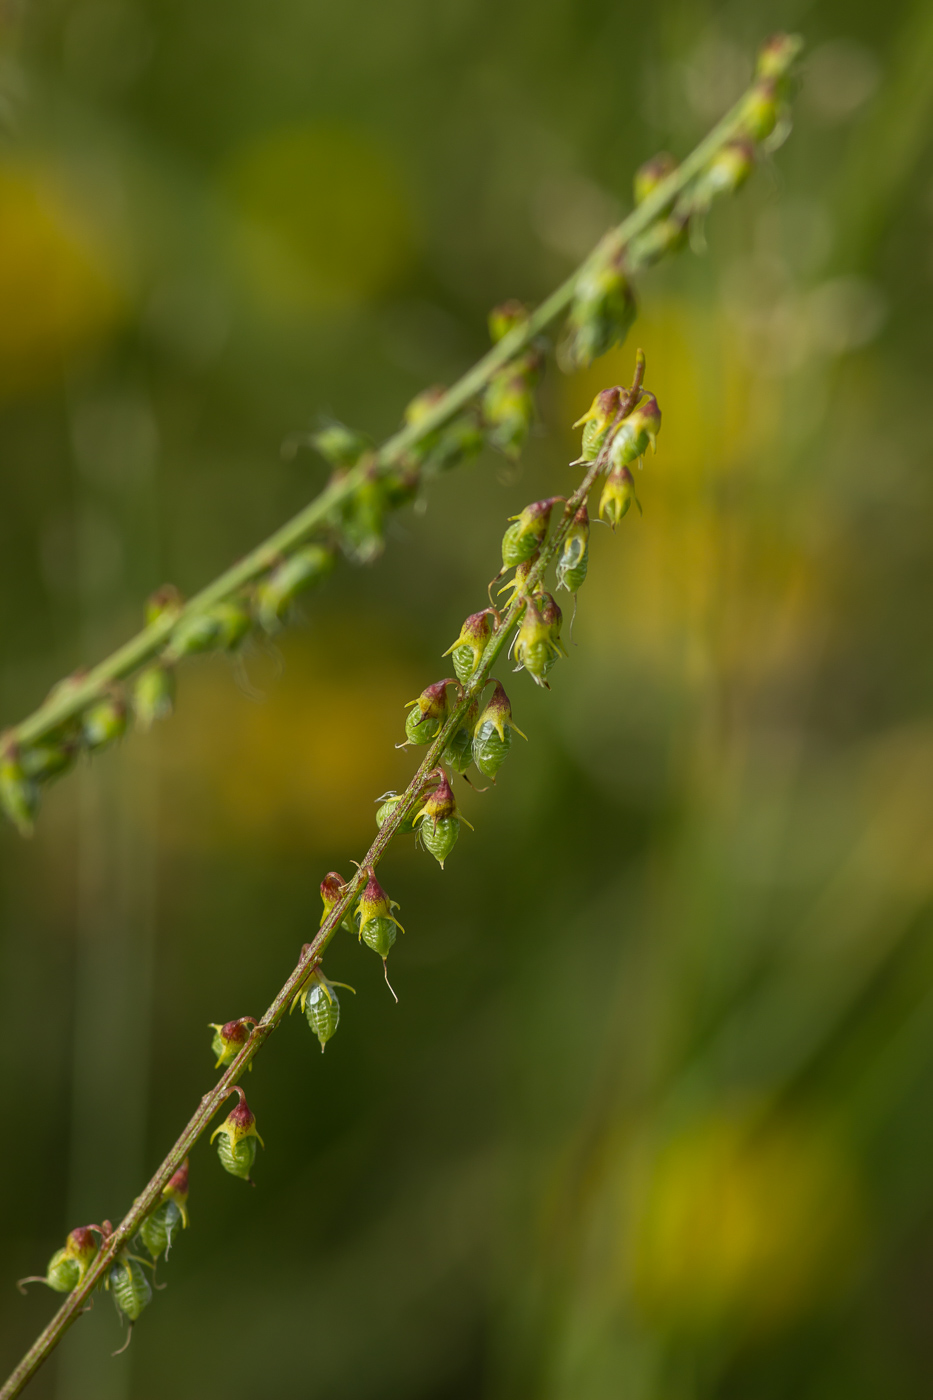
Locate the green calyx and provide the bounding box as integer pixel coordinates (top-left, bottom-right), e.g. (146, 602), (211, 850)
(139, 1199), (183, 1262)
(109, 1256), (152, 1322)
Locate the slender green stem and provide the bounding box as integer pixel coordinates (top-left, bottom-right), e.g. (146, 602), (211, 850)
(4, 42), (799, 754)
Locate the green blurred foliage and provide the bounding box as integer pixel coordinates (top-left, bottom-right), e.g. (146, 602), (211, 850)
(2, 1), (933, 1398)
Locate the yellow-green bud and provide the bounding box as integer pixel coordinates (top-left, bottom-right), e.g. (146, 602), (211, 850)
(255, 545), (336, 633)
(320, 871), (354, 933)
(355, 867), (404, 961)
(210, 1086), (264, 1182)
(756, 32), (802, 81)
(561, 254), (636, 370)
(488, 299), (529, 343)
(634, 151), (677, 205)
(607, 392), (661, 470)
(134, 663), (175, 731)
(513, 597), (562, 689)
(208, 1016), (257, 1069)
(500, 497), (561, 570)
(414, 768), (472, 868)
(82, 690), (127, 752)
(311, 421), (372, 468)
(573, 386), (623, 463)
(403, 678), (457, 745)
(0, 740), (39, 835)
(472, 680), (526, 779)
(442, 611), (496, 684)
(599, 464), (641, 528)
(18, 1226), (100, 1294)
(145, 583), (183, 627)
(375, 792), (417, 834)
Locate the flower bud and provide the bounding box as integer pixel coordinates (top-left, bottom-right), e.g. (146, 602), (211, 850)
(634, 151), (677, 205)
(629, 214), (689, 268)
(108, 1251), (152, 1322)
(18, 1226), (100, 1294)
(488, 299), (529, 343)
(497, 555), (538, 604)
(0, 741), (38, 836)
(513, 598), (561, 689)
(166, 600), (252, 660)
(741, 75), (781, 142)
(607, 392), (661, 470)
(556, 505), (589, 595)
(472, 681), (526, 779)
(19, 737), (78, 783)
(403, 678), (456, 744)
(320, 871), (354, 933)
(134, 663), (175, 732)
(82, 689), (127, 752)
(208, 1017), (256, 1069)
(599, 463), (641, 528)
(573, 387), (623, 463)
(414, 768), (471, 868)
(403, 389), (485, 477)
(561, 254), (636, 370)
(255, 545), (336, 633)
(355, 867), (403, 960)
(442, 611), (496, 684)
(481, 349), (541, 462)
(340, 473), (386, 565)
(694, 139), (756, 208)
(210, 1086), (265, 1182)
(375, 792), (417, 834)
(500, 498), (561, 570)
(163, 1158), (190, 1226)
(145, 584), (183, 627)
(311, 421), (372, 468)
(756, 32), (801, 81)
(537, 592), (567, 656)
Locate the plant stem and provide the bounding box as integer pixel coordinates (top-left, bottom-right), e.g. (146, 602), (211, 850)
(4, 43), (800, 755)
(0, 352), (639, 1400)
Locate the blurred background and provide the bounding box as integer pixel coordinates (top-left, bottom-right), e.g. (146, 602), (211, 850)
(2, 0), (933, 1396)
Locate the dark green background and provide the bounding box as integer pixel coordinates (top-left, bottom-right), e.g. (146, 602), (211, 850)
(2, 0), (933, 1396)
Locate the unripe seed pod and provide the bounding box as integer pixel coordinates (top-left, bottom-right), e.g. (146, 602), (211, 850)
(756, 32), (801, 81)
(162, 1158), (190, 1227)
(403, 388), (484, 477)
(443, 612), (496, 684)
(556, 505), (590, 595)
(513, 599), (561, 688)
(414, 769), (471, 868)
(208, 1017), (256, 1069)
(139, 1199), (183, 1261)
(405, 707), (439, 744)
(488, 299), (529, 343)
(481, 348), (541, 461)
(134, 663), (175, 732)
(561, 254), (636, 371)
(45, 1251), (81, 1292)
(629, 214), (689, 268)
(574, 387), (623, 463)
(166, 600), (251, 660)
(634, 151), (677, 205)
(607, 393), (661, 470)
(599, 464), (641, 528)
(210, 1087), (264, 1182)
(255, 545), (336, 633)
(741, 75), (780, 142)
(320, 871), (354, 933)
(355, 867), (403, 963)
(695, 139), (756, 207)
(311, 421), (372, 468)
(472, 680), (527, 778)
(82, 690), (127, 752)
(375, 793), (417, 834)
(18, 1225), (100, 1294)
(403, 678), (457, 744)
(145, 584), (184, 627)
(19, 738), (78, 783)
(444, 724), (474, 774)
(109, 1255), (151, 1321)
(500, 498), (561, 570)
(340, 473), (386, 565)
(306, 978), (339, 1049)
(0, 742), (38, 835)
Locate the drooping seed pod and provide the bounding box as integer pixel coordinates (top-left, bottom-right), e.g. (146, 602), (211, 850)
(633, 151), (677, 206)
(355, 867), (404, 961)
(108, 1253), (152, 1322)
(561, 252), (636, 371)
(512, 597), (562, 689)
(210, 1086), (264, 1182)
(375, 792), (417, 834)
(481, 348), (542, 462)
(82, 689), (127, 752)
(134, 663), (175, 732)
(0, 741), (39, 835)
(339, 471), (386, 565)
(488, 299), (529, 343)
(573, 386), (623, 463)
(208, 1017), (257, 1069)
(18, 1226), (100, 1295)
(255, 544), (336, 633)
(556, 505), (590, 595)
(442, 612), (496, 684)
(403, 678), (457, 745)
(414, 768), (472, 868)
(599, 464), (642, 528)
(320, 871), (354, 933)
(472, 680), (527, 779)
(606, 393), (661, 471)
(145, 583), (184, 627)
(310, 421), (372, 469)
(139, 1199), (184, 1262)
(500, 498), (561, 571)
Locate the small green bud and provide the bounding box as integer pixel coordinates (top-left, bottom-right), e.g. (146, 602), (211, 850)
(145, 584), (184, 627)
(18, 1226), (100, 1294)
(355, 867), (403, 962)
(210, 1086), (264, 1182)
(574, 387), (623, 463)
(561, 253), (636, 371)
(628, 214), (689, 268)
(305, 977), (339, 1049)
(311, 421), (372, 469)
(694, 139), (756, 208)
(556, 505), (589, 595)
(340, 472), (386, 565)
(513, 597), (562, 689)
(375, 792), (417, 834)
(741, 75), (781, 142)
(255, 545), (336, 633)
(208, 1016), (256, 1069)
(403, 678), (457, 745)
(500, 497), (561, 570)
(442, 611), (496, 684)
(166, 601), (251, 660)
(633, 151), (677, 205)
(481, 349), (542, 462)
(472, 680), (527, 779)
(108, 1253), (152, 1322)
(403, 387), (485, 478)
(82, 690), (127, 752)
(756, 32), (802, 81)
(19, 738), (78, 783)
(599, 463), (641, 528)
(414, 768), (471, 868)
(607, 392), (661, 470)
(134, 663), (175, 732)
(488, 299), (529, 343)
(0, 741), (38, 835)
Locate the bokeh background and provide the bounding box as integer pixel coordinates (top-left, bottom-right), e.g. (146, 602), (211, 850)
(2, 0), (933, 1396)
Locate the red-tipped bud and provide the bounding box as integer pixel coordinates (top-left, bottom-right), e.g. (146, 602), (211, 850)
(500, 497), (562, 571)
(210, 1087), (264, 1182)
(145, 584), (184, 627)
(163, 1158), (190, 1226)
(599, 464), (641, 528)
(355, 867), (404, 959)
(606, 392), (661, 470)
(488, 299), (529, 343)
(208, 1017), (256, 1069)
(634, 151), (677, 205)
(443, 609), (497, 683)
(574, 386), (623, 463)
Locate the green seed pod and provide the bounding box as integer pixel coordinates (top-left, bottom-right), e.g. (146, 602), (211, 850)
(208, 1016), (256, 1069)
(500, 497), (560, 570)
(82, 690), (127, 752)
(162, 1158), (190, 1228)
(375, 793), (417, 834)
(134, 663), (175, 732)
(311, 421), (372, 469)
(556, 505), (590, 595)
(145, 583), (184, 627)
(573, 387), (623, 463)
(340, 473), (386, 565)
(561, 255), (636, 371)
(255, 545), (336, 633)
(633, 151), (677, 206)
(403, 678), (456, 745)
(472, 680), (526, 779)
(0, 743), (39, 835)
(740, 75), (780, 142)
(599, 464), (641, 528)
(607, 393), (661, 471)
(320, 871), (354, 933)
(17, 1225), (99, 1295)
(109, 1256), (151, 1322)
(488, 299), (529, 343)
(513, 599), (562, 689)
(403, 387), (484, 478)
(481, 348), (542, 462)
(443, 724), (474, 774)
(305, 978), (341, 1051)
(442, 612), (495, 684)
(355, 868), (404, 963)
(139, 1199), (183, 1262)
(210, 1087), (264, 1183)
(166, 601), (251, 660)
(405, 707), (439, 744)
(414, 768), (471, 869)
(692, 139), (756, 211)
(210, 601), (253, 650)
(46, 1251), (81, 1292)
